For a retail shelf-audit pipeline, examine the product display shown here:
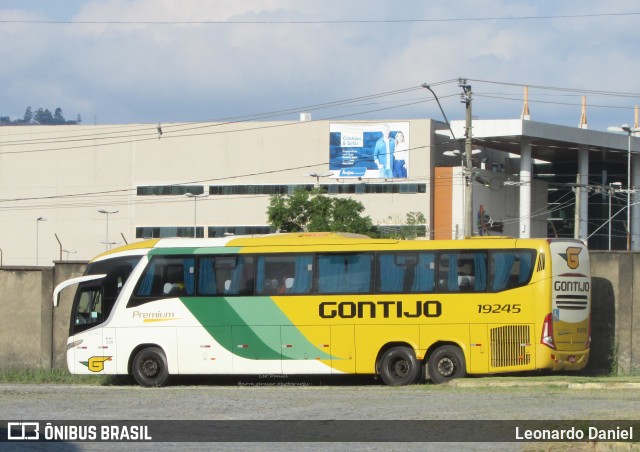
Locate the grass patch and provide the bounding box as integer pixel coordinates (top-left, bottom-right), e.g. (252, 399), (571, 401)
(0, 368), (114, 385)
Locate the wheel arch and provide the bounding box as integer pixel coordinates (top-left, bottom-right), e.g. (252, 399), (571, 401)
(425, 341), (469, 371)
(375, 341), (417, 372)
(128, 343), (167, 375)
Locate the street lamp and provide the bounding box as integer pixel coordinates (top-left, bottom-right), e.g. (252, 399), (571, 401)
(184, 193), (209, 238)
(307, 172), (332, 186)
(607, 124), (640, 250)
(62, 249), (77, 260)
(36, 217), (46, 265)
(424, 81), (475, 237)
(98, 209), (119, 251)
(608, 182), (623, 250)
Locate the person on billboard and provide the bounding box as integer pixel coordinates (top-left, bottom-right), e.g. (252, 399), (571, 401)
(373, 124), (395, 178)
(393, 130), (408, 178)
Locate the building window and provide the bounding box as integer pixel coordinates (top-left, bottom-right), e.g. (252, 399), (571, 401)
(206, 183), (426, 196)
(137, 185), (204, 196)
(136, 227), (204, 238)
(208, 226), (273, 237)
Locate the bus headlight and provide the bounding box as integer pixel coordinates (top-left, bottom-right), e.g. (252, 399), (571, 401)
(67, 339), (83, 350)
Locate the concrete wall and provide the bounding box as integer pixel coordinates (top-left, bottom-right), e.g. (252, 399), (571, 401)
(0, 266), (54, 368)
(0, 253), (637, 374)
(589, 252), (640, 374)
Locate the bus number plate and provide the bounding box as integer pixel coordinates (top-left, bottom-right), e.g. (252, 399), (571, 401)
(477, 304), (522, 314)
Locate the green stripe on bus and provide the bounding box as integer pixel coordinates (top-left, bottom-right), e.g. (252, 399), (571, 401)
(180, 297), (333, 361)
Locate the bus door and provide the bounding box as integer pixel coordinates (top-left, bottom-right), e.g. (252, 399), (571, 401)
(468, 324), (489, 374)
(68, 284), (115, 375)
(329, 325), (356, 374)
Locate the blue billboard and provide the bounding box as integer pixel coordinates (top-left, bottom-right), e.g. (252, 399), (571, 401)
(329, 122), (410, 179)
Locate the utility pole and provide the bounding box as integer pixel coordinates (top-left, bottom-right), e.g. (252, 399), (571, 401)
(460, 79), (473, 237)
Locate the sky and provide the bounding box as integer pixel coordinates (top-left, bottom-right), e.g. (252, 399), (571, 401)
(1, 0), (639, 131)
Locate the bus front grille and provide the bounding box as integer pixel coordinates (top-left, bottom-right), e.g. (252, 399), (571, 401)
(490, 325), (531, 368)
(555, 295), (588, 310)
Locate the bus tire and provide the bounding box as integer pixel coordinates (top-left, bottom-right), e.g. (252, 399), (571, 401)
(427, 345), (466, 384)
(378, 346), (421, 386)
(132, 347), (169, 387)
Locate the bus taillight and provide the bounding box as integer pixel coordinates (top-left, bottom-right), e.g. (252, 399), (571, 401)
(541, 313), (556, 349)
(586, 316), (592, 348)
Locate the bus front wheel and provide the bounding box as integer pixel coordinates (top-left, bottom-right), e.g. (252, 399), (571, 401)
(427, 345), (466, 384)
(378, 346), (421, 386)
(132, 347), (169, 387)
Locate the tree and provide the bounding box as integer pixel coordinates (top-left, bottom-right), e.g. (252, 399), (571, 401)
(1, 106), (80, 125)
(34, 108), (53, 124)
(382, 211), (427, 239)
(404, 211), (427, 239)
(53, 107), (65, 124)
(267, 188), (375, 235)
(23, 106), (33, 123)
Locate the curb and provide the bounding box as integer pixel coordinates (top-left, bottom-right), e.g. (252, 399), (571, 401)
(447, 380), (640, 389)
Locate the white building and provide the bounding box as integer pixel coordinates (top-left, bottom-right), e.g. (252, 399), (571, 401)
(0, 115), (636, 266)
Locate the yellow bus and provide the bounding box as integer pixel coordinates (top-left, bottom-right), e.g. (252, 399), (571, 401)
(53, 233), (591, 387)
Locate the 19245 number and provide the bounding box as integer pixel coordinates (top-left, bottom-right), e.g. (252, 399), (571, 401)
(477, 304), (521, 314)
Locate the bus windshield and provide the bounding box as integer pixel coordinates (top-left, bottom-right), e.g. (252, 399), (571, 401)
(70, 256), (142, 335)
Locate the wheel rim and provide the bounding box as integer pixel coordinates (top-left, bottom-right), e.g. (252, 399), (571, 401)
(437, 356), (456, 377)
(390, 357), (409, 378)
(141, 358), (159, 378)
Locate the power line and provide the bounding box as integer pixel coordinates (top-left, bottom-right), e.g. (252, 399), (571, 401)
(2, 12), (639, 25)
(0, 85), (436, 150)
(468, 79), (640, 98)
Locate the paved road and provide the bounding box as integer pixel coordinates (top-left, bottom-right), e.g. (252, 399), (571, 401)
(1, 377), (639, 451)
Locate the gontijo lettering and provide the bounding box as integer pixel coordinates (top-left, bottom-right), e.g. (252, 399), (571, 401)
(554, 281), (590, 292)
(319, 300), (442, 318)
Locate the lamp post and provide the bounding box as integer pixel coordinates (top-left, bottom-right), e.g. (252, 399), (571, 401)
(423, 80), (474, 237)
(608, 182), (623, 250)
(184, 193), (209, 238)
(36, 217), (46, 265)
(307, 172), (332, 187)
(98, 209), (119, 251)
(607, 124), (640, 250)
(62, 249), (77, 260)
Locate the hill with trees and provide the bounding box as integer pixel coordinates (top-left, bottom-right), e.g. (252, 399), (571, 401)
(0, 106), (81, 125)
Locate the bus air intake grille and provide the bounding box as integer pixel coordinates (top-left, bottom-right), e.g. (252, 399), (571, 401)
(490, 325), (531, 368)
(536, 253), (545, 272)
(555, 295), (588, 310)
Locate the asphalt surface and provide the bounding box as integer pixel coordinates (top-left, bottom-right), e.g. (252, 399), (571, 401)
(1, 376), (639, 451)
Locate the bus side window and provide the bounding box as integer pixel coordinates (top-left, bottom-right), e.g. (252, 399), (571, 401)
(317, 253), (372, 294)
(438, 252), (487, 293)
(376, 252), (436, 293)
(76, 287), (103, 325)
(490, 250), (535, 291)
(255, 254), (312, 295)
(134, 256), (196, 300)
(218, 256), (255, 296)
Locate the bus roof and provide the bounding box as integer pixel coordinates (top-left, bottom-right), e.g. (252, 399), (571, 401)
(90, 233), (563, 261)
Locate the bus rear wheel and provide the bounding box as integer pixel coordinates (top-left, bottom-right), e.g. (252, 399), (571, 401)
(427, 345), (466, 384)
(132, 347), (169, 387)
(378, 346), (421, 386)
